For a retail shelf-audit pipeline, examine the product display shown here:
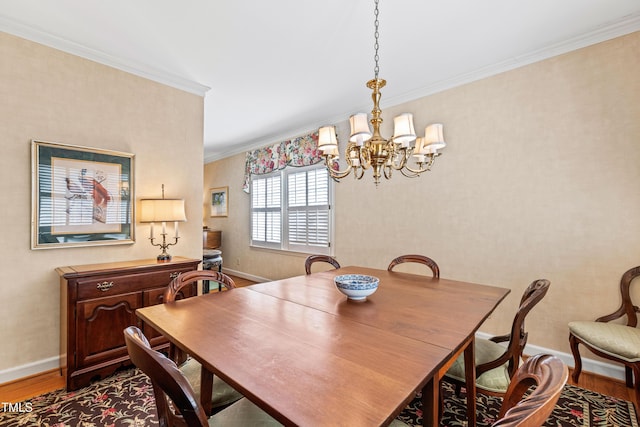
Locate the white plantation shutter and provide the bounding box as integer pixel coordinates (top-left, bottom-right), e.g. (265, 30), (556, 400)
(251, 174), (281, 247)
(286, 168), (330, 250)
(250, 164), (332, 254)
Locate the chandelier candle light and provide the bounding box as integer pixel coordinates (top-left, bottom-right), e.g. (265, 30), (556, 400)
(139, 185), (186, 262)
(318, 0), (446, 185)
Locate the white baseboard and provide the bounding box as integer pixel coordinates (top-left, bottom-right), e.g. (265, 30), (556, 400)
(0, 355), (60, 385)
(475, 331), (626, 381)
(221, 267), (271, 283)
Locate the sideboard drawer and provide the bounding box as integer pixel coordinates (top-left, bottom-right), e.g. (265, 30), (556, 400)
(76, 269), (188, 300)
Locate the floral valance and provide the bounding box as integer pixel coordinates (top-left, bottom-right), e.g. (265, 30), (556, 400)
(243, 131), (323, 192)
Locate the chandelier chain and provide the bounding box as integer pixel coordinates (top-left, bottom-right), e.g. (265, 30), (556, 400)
(373, 0), (380, 80)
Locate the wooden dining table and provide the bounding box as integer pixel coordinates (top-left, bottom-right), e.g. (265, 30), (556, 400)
(136, 266), (509, 426)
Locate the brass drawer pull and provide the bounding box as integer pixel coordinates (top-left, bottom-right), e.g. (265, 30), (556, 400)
(96, 281), (114, 292)
(170, 272), (180, 280)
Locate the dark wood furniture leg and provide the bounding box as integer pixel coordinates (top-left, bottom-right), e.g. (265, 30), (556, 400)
(421, 377), (437, 427)
(464, 336), (477, 427)
(200, 368), (214, 417)
(568, 333), (583, 383)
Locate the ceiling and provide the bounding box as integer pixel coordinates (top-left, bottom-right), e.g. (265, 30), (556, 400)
(2, 1), (639, 162)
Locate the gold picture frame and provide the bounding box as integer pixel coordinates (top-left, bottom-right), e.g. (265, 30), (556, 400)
(210, 186), (228, 217)
(31, 140), (135, 249)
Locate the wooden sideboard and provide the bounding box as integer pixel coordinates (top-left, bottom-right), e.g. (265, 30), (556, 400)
(56, 257), (201, 390)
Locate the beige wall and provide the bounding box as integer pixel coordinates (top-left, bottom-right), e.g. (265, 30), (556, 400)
(205, 32), (640, 359)
(0, 32), (204, 378)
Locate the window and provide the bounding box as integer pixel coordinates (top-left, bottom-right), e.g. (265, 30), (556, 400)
(250, 164), (332, 254)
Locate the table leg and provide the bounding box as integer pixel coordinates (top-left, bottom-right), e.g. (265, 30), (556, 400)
(421, 378), (438, 427)
(201, 368), (213, 417)
(464, 337), (477, 427)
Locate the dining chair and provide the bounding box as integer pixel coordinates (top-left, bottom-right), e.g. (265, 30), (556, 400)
(124, 326), (281, 426)
(387, 254), (440, 278)
(444, 279), (551, 396)
(164, 270), (236, 301)
(568, 265), (640, 409)
(164, 270), (243, 414)
(492, 353), (568, 426)
(304, 255), (341, 275)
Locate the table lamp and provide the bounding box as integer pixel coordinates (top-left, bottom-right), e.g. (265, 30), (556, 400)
(139, 185), (186, 261)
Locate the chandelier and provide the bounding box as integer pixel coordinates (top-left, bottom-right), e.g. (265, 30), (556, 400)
(317, 0), (446, 185)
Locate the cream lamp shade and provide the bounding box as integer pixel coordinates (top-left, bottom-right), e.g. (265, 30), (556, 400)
(139, 199), (186, 223)
(318, 126), (338, 151)
(423, 123), (446, 150)
(392, 113), (417, 147)
(348, 113), (372, 145)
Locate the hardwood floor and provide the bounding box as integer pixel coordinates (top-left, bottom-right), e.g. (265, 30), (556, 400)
(0, 368), (65, 403)
(1, 273), (637, 415)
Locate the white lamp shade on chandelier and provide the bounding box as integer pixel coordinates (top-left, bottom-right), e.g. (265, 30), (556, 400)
(391, 113), (416, 147)
(348, 113), (372, 145)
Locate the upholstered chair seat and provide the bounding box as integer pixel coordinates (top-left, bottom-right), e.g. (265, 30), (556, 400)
(180, 357), (244, 408)
(208, 397), (281, 425)
(445, 338), (523, 394)
(569, 321), (640, 362)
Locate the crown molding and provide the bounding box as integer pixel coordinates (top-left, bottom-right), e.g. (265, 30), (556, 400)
(383, 13), (640, 108)
(0, 17), (210, 96)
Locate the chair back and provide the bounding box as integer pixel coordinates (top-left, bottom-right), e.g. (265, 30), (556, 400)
(493, 353), (568, 426)
(477, 279), (550, 377)
(387, 254), (440, 278)
(304, 255), (340, 275)
(165, 270), (236, 302)
(596, 265), (640, 326)
(124, 326), (209, 427)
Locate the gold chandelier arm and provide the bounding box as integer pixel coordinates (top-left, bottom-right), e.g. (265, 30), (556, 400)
(400, 168), (421, 178)
(387, 146), (410, 171)
(383, 165), (393, 179)
(356, 143), (370, 170)
(322, 141), (375, 182)
(401, 154), (439, 175)
(324, 155), (353, 180)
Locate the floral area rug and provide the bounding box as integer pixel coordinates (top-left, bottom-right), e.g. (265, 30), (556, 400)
(0, 369), (637, 426)
(397, 380), (639, 427)
(0, 368), (158, 427)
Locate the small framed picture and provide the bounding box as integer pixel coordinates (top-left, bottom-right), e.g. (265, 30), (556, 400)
(31, 140), (135, 249)
(210, 186), (228, 217)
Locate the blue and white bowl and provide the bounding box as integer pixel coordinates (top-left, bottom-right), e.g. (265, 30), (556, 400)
(334, 274), (379, 301)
